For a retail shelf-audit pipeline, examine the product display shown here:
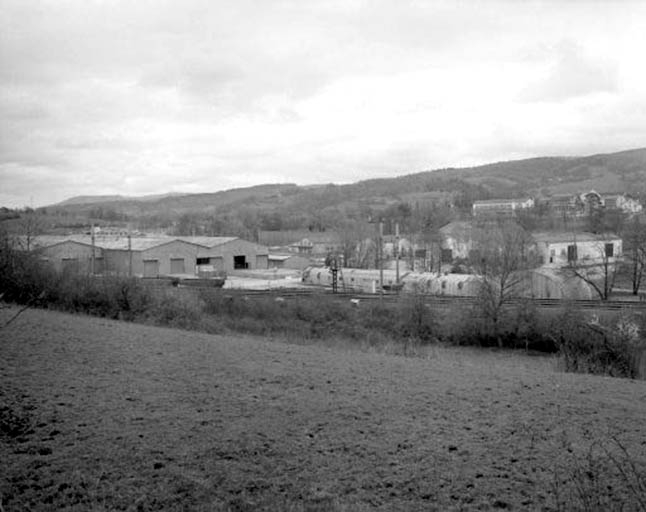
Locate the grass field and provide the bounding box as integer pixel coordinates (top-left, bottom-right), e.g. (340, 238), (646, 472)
(1, 307), (645, 511)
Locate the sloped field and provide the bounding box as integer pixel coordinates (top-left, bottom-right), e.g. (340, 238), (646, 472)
(1, 307), (645, 511)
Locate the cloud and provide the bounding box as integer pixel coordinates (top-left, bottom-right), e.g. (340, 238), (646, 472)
(1, 1), (645, 207)
(518, 40), (618, 102)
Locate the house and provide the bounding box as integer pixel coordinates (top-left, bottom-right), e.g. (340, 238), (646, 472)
(532, 232), (622, 268)
(438, 221), (476, 261)
(288, 232), (342, 255)
(472, 197), (534, 217)
(579, 190), (604, 216)
(268, 253), (312, 271)
(601, 193), (643, 214)
(382, 235), (413, 258)
(546, 194), (584, 216)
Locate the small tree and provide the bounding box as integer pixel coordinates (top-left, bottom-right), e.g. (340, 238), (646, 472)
(473, 220), (536, 346)
(623, 216), (646, 295)
(566, 236), (622, 301)
(16, 210), (45, 251)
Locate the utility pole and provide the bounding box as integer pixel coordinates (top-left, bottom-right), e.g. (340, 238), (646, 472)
(330, 257), (338, 293)
(128, 231), (133, 277)
(91, 224), (96, 275)
(395, 222), (400, 286)
(379, 220), (384, 300)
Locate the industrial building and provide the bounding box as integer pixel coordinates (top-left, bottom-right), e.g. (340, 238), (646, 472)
(27, 234), (269, 278)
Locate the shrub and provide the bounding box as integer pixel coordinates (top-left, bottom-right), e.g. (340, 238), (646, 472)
(550, 308), (645, 378)
(150, 289), (203, 330)
(550, 432), (646, 511)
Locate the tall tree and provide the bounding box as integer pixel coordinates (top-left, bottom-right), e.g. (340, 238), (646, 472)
(623, 216), (646, 295)
(472, 220), (536, 346)
(566, 236), (622, 301)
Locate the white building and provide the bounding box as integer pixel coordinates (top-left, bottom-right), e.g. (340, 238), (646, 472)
(532, 232), (622, 268)
(472, 197), (534, 217)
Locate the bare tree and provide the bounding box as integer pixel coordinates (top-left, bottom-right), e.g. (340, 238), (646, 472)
(16, 209), (45, 251)
(472, 220), (536, 346)
(566, 235), (622, 301)
(623, 216), (646, 296)
(336, 220), (372, 268)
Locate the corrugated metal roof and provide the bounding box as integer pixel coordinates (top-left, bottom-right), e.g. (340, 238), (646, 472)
(174, 236), (238, 248)
(94, 237), (176, 250)
(25, 234), (261, 252)
(532, 232), (620, 244)
(23, 236), (81, 249)
(29, 235), (182, 251)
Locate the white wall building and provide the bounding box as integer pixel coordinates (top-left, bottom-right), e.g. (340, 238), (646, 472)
(532, 232), (622, 268)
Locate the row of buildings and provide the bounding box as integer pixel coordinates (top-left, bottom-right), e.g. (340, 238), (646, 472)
(472, 191), (643, 218)
(22, 234), (269, 278)
(17, 215), (629, 281)
(259, 224), (624, 273)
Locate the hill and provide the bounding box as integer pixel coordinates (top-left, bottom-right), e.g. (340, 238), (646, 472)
(33, 147), (646, 235)
(55, 192), (189, 207)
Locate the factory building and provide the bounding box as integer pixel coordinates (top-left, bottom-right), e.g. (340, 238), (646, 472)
(26, 234), (268, 277)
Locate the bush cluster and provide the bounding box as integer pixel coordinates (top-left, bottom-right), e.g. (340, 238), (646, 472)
(2, 242), (644, 378)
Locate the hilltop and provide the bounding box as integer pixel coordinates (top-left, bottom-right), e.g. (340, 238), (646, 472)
(48, 147), (646, 213)
(9, 147), (645, 236)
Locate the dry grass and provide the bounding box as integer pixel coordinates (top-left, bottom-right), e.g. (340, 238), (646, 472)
(1, 307), (645, 511)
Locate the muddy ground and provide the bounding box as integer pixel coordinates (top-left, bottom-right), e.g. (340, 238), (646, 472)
(1, 307), (645, 511)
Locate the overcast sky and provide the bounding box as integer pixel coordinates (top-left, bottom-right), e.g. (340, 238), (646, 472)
(1, 0), (645, 207)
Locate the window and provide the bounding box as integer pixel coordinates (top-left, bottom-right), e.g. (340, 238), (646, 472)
(605, 243), (614, 258)
(567, 244), (578, 262)
(196, 257), (210, 265)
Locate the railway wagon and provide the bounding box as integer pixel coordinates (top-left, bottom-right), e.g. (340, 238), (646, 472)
(303, 266), (598, 300)
(302, 267), (404, 292)
(401, 272), (483, 296)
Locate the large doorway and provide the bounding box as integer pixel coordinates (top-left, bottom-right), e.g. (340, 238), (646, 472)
(233, 255), (248, 269)
(143, 259), (159, 277)
(170, 258), (185, 274)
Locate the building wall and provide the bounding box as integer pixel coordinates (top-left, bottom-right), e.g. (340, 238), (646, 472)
(34, 236), (269, 277)
(537, 239), (622, 268)
(38, 241), (103, 274)
(103, 240), (202, 277)
(141, 240), (202, 276)
(441, 235), (472, 260)
(103, 249), (139, 276)
(199, 239), (269, 272)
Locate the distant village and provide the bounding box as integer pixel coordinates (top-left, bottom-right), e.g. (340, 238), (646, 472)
(11, 188), (645, 301)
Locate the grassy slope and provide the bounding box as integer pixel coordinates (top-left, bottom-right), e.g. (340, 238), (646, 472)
(1, 308), (645, 511)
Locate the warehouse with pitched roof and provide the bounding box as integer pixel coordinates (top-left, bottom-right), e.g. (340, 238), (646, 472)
(26, 235), (269, 277)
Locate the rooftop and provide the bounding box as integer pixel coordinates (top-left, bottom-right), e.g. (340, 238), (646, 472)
(174, 236), (238, 248)
(532, 232), (620, 244)
(473, 198), (531, 206)
(25, 235), (242, 251)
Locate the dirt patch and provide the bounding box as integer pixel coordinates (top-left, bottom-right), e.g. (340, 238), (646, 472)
(1, 307), (645, 511)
